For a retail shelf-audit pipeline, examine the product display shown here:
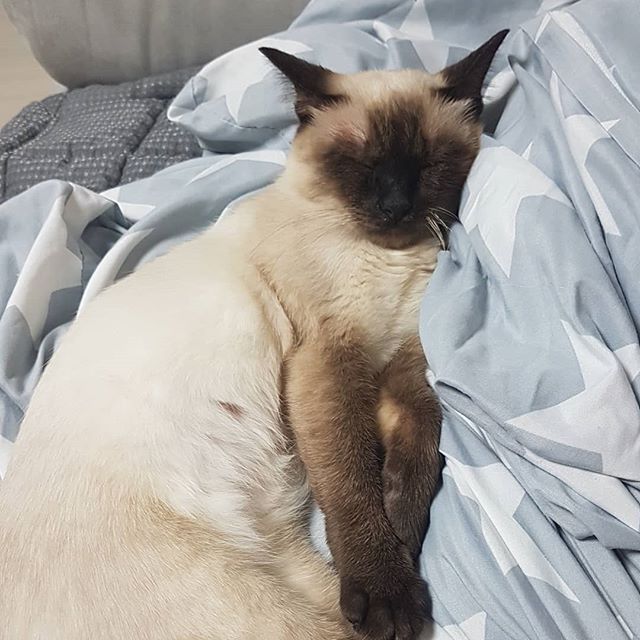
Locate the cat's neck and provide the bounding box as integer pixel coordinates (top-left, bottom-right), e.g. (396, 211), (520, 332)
(234, 183), (438, 347)
(251, 183), (433, 278)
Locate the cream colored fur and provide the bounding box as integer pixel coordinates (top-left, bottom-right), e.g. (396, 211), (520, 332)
(0, 70), (441, 640)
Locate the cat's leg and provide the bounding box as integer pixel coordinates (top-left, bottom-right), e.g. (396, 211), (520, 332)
(376, 335), (443, 562)
(285, 336), (428, 640)
(253, 455), (347, 627)
(271, 533), (354, 636)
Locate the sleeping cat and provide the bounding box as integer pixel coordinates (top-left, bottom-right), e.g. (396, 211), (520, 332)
(0, 31), (507, 640)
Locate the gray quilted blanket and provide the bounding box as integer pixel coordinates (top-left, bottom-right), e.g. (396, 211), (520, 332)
(0, 67), (202, 203)
(1, 1), (640, 638)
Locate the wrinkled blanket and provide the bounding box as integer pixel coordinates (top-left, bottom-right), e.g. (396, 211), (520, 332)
(2, 1), (640, 638)
(0, 67), (202, 203)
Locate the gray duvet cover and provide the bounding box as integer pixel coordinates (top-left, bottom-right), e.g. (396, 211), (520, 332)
(0, 67), (201, 203)
(1, 1), (639, 637)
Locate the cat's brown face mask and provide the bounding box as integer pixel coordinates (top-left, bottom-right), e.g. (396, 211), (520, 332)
(261, 31), (508, 249)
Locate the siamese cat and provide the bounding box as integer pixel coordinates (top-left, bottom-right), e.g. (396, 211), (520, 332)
(0, 31), (508, 640)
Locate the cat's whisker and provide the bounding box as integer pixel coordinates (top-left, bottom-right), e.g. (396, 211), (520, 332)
(426, 217), (445, 250)
(429, 207), (458, 222)
(430, 211), (448, 233)
(428, 208), (457, 249)
(429, 206), (457, 224)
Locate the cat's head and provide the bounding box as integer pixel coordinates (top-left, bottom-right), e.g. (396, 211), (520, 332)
(260, 31), (507, 249)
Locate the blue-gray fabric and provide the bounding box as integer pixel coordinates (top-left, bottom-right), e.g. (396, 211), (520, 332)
(1, 1), (639, 637)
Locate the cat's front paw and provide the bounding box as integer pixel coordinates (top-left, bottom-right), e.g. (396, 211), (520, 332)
(382, 455), (428, 561)
(339, 546), (429, 640)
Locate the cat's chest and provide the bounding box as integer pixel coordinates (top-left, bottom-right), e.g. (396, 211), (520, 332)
(328, 247), (436, 364)
(344, 266), (418, 324)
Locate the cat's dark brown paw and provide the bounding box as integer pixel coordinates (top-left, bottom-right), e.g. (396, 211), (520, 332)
(382, 454), (429, 562)
(339, 549), (429, 640)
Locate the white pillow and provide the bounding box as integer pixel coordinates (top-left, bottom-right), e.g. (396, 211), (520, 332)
(3, 0), (309, 88)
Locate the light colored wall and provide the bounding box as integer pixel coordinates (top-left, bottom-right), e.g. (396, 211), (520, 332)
(0, 6), (59, 126)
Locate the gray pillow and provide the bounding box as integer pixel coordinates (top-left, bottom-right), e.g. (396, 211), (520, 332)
(3, 0), (309, 88)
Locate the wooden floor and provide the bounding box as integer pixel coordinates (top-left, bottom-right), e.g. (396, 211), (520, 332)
(0, 7), (59, 127)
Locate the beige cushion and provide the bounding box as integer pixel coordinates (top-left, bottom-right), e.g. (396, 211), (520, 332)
(3, 0), (308, 88)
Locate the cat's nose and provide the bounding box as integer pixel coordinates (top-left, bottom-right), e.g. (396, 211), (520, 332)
(377, 191), (413, 225)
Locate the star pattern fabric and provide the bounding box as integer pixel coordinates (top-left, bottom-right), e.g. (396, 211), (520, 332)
(1, 1), (640, 638)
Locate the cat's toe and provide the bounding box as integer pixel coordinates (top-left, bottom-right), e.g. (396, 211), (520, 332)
(339, 552), (429, 640)
(340, 578), (369, 630)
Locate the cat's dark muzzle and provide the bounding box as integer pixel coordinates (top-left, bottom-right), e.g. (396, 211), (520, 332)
(361, 210), (428, 249)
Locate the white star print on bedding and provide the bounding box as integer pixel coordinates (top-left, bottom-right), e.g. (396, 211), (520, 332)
(2, 1), (640, 637)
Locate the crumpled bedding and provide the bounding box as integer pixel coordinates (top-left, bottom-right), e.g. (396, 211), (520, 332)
(1, 1), (640, 638)
(0, 67), (202, 204)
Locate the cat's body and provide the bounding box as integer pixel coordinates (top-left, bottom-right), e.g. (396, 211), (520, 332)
(0, 184), (436, 640)
(0, 32), (507, 640)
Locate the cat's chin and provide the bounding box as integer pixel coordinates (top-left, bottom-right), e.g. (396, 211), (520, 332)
(364, 226), (432, 251)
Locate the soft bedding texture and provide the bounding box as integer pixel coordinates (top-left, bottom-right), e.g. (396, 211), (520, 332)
(0, 67), (202, 204)
(1, 1), (640, 638)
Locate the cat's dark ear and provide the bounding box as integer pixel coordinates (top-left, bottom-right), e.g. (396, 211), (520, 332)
(260, 47), (340, 124)
(438, 30), (509, 119)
